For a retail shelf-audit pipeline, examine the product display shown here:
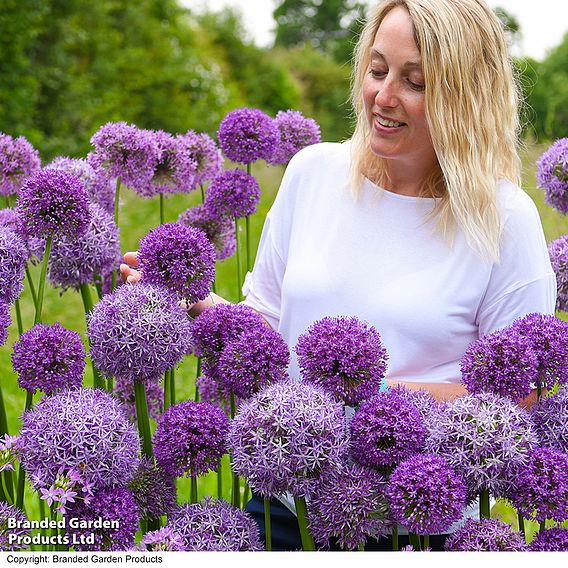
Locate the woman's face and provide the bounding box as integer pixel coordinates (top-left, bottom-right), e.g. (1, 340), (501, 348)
(362, 7), (437, 177)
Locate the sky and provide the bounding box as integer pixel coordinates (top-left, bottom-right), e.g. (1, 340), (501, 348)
(187, 0), (568, 61)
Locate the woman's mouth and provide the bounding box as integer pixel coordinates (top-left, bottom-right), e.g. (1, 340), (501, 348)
(376, 115), (406, 128)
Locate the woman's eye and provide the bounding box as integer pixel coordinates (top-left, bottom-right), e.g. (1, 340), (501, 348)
(408, 79), (425, 92)
(369, 69), (386, 78)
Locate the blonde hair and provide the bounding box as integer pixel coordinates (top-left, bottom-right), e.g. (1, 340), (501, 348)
(350, 0), (522, 261)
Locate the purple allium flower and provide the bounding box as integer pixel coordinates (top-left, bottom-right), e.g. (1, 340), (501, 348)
(444, 518), (528, 551)
(426, 392), (538, 497)
(88, 283), (192, 383)
(178, 204), (236, 260)
(217, 107), (279, 165)
(153, 400), (228, 478)
(507, 447), (568, 523)
(88, 122), (159, 196)
(460, 325), (538, 401)
(548, 235), (568, 312)
(268, 110), (321, 165)
(16, 169), (91, 239)
(47, 203), (121, 291)
(139, 527), (185, 551)
(308, 463), (391, 550)
(138, 222), (216, 303)
(114, 375), (163, 422)
(216, 325), (289, 399)
(529, 527), (568, 551)
(168, 498), (263, 551)
(0, 303), (10, 347)
(204, 169), (261, 219)
(0, 435), (17, 475)
(0, 133), (41, 197)
(128, 456), (176, 521)
(16, 387), (140, 490)
(0, 502), (30, 551)
(12, 323), (85, 395)
(47, 156), (115, 214)
(387, 385), (441, 429)
(182, 130), (223, 186)
(0, 225), (27, 304)
(296, 316), (388, 405)
(537, 138), (568, 214)
(385, 454), (467, 535)
(228, 380), (348, 497)
(512, 312), (568, 389)
(66, 487), (139, 551)
(196, 372), (236, 413)
(350, 390), (426, 470)
(0, 207), (45, 264)
(530, 388), (568, 452)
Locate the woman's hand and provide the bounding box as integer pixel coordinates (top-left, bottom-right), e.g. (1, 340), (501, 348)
(120, 251), (142, 284)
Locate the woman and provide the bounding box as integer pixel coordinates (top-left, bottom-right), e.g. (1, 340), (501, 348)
(121, 0), (555, 550)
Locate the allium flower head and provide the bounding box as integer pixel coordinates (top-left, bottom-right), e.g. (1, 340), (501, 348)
(168, 498), (263, 551)
(196, 372), (236, 414)
(530, 387), (568, 452)
(548, 235), (568, 312)
(12, 322), (85, 394)
(153, 400), (228, 478)
(387, 384), (441, 429)
(178, 204), (236, 260)
(0, 502), (29, 550)
(0, 303), (10, 347)
(66, 487), (139, 551)
(47, 203), (121, 291)
(296, 316), (388, 405)
(114, 375), (163, 422)
(0, 207), (44, 263)
(537, 137), (568, 214)
(444, 518), (528, 551)
(426, 392), (538, 496)
(228, 380), (348, 497)
(0, 225), (27, 304)
(88, 283), (192, 383)
(460, 324), (538, 401)
(268, 110), (321, 165)
(529, 527), (568, 551)
(217, 107), (278, 164)
(350, 390), (426, 470)
(204, 169), (260, 219)
(89, 121), (159, 195)
(16, 169), (90, 239)
(0, 133), (41, 196)
(183, 130), (223, 186)
(385, 454), (467, 535)
(16, 388), (140, 490)
(308, 463), (390, 550)
(138, 222), (215, 303)
(139, 527), (185, 551)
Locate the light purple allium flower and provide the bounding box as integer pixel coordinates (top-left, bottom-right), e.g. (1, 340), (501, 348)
(350, 390), (426, 470)
(0, 225), (27, 304)
(0, 435), (17, 474)
(296, 316), (388, 405)
(530, 388), (568, 452)
(114, 375), (163, 422)
(204, 169), (261, 219)
(308, 463), (391, 550)
(16, 387), (140, 490)
(168, 498), (263, 551)
(183, 130), (223, 186)
(138, 222), (216, 303)
(153, 400), (228, 478)
(47, 203), (121, 291)
(12, 322), (85, 394)
(88, 121), (159, 196)
(387, 385), (441, 429)
(536, 137), (568, 214)
(216, 325), (289, 399)
(0, 502), (29, 551)
(0, 303), (10, 347)
(139, 527), (185, 551)
(0, 207), (45, 264)
(268, 110), (321, 165)
(507, 447), (568, 523)
(385, 454), (467, 535)
(88, 283), (192, 383)
(0, 133), (41, 196)
(228, 380), (348, 497)
(529, 527), (568, 551)
(128, 456), (176, 521)
(47, 156), (115, 214)
(426, 392), (538, 497)
(444, 518), (528, 551)
(66, 487), (139, 551)
(178, 204), (236, 260)
(217, 107), (279, 165)
(16, 169), (91, 239)
(548, 235), (568, 312)
(512, 312), (568, 389)
(196, 372), (236, 413)
(460, 325), (538, 401)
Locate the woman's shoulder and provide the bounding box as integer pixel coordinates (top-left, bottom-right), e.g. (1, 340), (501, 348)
(285, 140), (351, 173)
(495, 178), (540, 223)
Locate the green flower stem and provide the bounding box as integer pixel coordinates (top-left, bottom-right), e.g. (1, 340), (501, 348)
(164, 370), (171, 411)
(190, 476), (198, 504)
(212, 280), (217, 295)
(16, 390), (34, 509)
(107, 377), (113, 392)
(1, 472), (14, 504)
(392, 525), (399, 551)
(200, 184), (205, 203)
(242, 482), (250, 506)
(79, 283), (105, 390)
(293, 496), (315, 551)
(518, 514), (526, 540)
(4, 195), (10, 208)
(112, 177), (121, 292)
(169, 367), (176, 407)
(246, 216), (252, 274)
(25, 266), (38, 309)
(94, 278), (103, 301)
(14, 299), (23, 336)
(159, 193), (165, 225)
(423, 534), (430, 550)
(134, 381), (153, 458)
(409, 533), (421, 551)
(479, 489), (491, 519)
(264, 497), (272, 551)
(230, 394), (240, 509)
(540, 520), (546, 532)
(34, 235), (52, 325)
(217, 460), (223, 500)
(357, 543), (365, 551)
(194, 358), (201, 402)
(234, 218), (243, 302)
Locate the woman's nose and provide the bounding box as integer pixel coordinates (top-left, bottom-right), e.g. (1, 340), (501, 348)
(375, 76), (399, 108)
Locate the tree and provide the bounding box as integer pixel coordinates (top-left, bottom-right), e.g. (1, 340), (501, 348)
(494, 6), (521, 51)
